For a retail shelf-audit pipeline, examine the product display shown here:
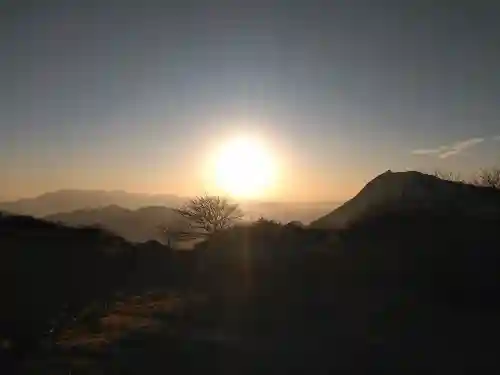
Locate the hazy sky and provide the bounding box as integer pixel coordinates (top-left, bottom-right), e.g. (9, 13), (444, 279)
(1, 0), (500, 201)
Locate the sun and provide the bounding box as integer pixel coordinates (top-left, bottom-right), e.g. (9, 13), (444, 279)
(213, 136), (276, 198)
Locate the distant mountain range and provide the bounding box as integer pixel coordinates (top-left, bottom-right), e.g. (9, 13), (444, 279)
(311, 170), (500, 229)
(0, 190), (338, 224)
(45, 205), (184, 243)
(0, 190), (185, 217)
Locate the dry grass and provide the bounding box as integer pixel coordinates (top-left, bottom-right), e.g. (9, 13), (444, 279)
(56, 293), (186, 349)
(23, 292), (206, 374)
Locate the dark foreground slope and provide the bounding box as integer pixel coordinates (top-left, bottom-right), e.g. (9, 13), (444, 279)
(185, 210), (500, 373)
(0, 213), (194, 372)
(3, 205), (500, 373)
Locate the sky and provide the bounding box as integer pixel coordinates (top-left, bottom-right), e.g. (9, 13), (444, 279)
(1, 0), (500, 201)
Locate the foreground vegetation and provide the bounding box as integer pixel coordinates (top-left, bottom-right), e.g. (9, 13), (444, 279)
(2, 185), (500, 373)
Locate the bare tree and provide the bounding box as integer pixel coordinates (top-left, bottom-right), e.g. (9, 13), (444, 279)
(432, 170), (464, 183)
(473, 168), (500, 189)
(171, 194), (243, 239)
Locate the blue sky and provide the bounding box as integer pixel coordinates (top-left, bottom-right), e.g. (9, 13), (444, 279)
(1, 0), (500, 200)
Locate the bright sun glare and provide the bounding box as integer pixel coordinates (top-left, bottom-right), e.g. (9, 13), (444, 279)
(213, 136), (276, 198)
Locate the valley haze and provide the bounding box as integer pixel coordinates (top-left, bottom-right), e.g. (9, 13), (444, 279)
(0, 189), (339, 224)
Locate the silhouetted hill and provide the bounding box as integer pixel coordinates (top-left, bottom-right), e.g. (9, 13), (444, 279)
(45, 205), (186, 243)
(311, 170), (500, 228)
(0, 190), (185, 217)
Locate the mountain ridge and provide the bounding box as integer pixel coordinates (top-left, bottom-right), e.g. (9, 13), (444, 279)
(45, 205), (185, 243)
(0, 190), (186, 217)
(310, 170), (500, 228)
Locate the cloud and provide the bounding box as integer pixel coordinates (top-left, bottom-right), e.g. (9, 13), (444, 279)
(411, 146), (448, 155)
(493, 135), (500, 141)
(438, 138), (484, 158)
(412, 137), (484, 159)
